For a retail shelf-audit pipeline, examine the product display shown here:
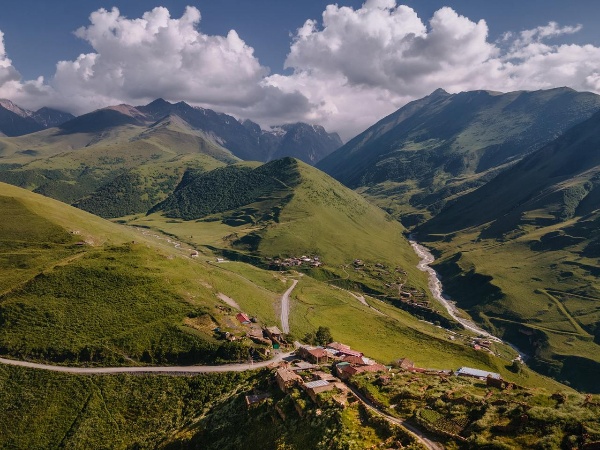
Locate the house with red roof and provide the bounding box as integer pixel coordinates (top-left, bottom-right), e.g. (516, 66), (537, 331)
(298, 346), (329, 364)
(236, 313), (251, 324)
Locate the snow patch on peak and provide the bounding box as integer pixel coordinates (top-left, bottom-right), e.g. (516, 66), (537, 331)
(268, 126), (287, 137)
(0, 99), (33, 118)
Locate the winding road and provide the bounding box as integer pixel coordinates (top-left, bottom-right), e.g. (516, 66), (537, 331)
(0, 351), (293, 375)
(280, 279), (298, 333)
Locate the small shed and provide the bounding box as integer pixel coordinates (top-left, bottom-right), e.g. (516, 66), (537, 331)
(303, 380), (334, 402)
(456, 367), (501, 380)
(265, 326), (283, 340)
(236, 313), (251, 324)
(341, 355), (367, 366)
(298, 346), (329, 364)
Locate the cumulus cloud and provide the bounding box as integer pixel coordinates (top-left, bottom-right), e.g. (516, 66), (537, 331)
(49, 6), (284, 114)
(3, 2), (600, 139)
(261, 2), (600, 138)
(0, 31), (51, 108)
(0, 31), (21, 86)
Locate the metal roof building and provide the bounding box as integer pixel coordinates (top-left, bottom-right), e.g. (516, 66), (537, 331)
(456, 367), (501, 380)
(304, 380), (330, 389)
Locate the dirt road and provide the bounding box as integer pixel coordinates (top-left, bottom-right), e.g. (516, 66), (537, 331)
(0, 351), (293, 375)
(345, 383), (444, 450)
(280, 279), (298, 333)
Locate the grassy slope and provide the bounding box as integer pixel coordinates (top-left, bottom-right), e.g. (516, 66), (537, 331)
(0, 118), (236, 214)
(124, 161), (566, 391)
(0, 184), (574, 447)
(0, 365), (426, 450)
(141, 158), (431, 297)
(0, 183), (284, 365)
(424, 226), (600, 392)
(288, 275), (566, 391)
(353, 369), (599, 449)
(0, 365), (261, 450)
(0, 179), (573, 388)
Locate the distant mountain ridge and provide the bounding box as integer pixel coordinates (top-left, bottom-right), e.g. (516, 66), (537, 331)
(0, 97), (341, 164)
(317, 87), (600, 226)
(0, 99), (74, 136)
(53, 98), (342, 164)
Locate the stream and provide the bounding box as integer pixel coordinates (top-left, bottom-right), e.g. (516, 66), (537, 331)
(409, 237), (527, 360)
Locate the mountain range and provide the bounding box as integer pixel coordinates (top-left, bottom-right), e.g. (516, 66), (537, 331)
(0, 99), (75, 136)
(0, 97), (342, 164)
(0, 98), (341, 217)
(318, 87), (600, 226)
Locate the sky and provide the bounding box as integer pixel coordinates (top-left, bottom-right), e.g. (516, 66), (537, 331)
(2, 0), (600, 140)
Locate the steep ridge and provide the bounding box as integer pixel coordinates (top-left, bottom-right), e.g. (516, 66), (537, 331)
(421, 109), (600, 235)
(318, 88), (600, 225)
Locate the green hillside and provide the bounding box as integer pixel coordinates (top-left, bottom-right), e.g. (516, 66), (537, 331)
(417, 112), (600, 392)
(0, 181), (577, 448)
(0, 115), (235, 216)
(0, 181), (551, 385)
(318, 87), (600, 226)
(139, 157), (431, 297)
(0, 365), (431, 450)
(0, 183), (286, 366)
(352, 370), (600, 449)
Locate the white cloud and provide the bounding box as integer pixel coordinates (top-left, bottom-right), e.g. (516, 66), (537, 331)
(262, 3), (600, 139)
(2, 3), (600, 140)
(263, 3), (501, 138)
(48, 6), (278, 114)
(0, 31), (51, 107)
(516, 21), (583, 47)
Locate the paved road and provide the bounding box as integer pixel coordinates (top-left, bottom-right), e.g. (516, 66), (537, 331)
(280, 279), (298, 334)
(0, 351), (293, 375)
(345, 383), (444, 450)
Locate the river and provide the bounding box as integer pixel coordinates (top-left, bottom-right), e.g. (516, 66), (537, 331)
(409, 237), (527, 360)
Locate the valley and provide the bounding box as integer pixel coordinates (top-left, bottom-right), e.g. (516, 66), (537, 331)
(0, 86), (599, 448)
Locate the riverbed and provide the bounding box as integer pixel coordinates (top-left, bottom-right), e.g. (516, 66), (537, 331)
(409, 237), (527, 360)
